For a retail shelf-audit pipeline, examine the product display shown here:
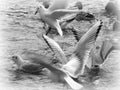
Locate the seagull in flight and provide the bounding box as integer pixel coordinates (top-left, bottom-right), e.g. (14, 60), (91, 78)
(41, 21), (103, 78)
(35, 0), (82, 36)
(23, 21), (102, 89)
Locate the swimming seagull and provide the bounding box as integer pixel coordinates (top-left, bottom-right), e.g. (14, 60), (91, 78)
(74, 1), (83, 10)
(42, 0), (51, 9)
(11, 55), (44, 73)
(42, 21), (102, 78)
(105, 0), (119, 16)
(23, 52), (83, 90)
(35, 0), (82, 36)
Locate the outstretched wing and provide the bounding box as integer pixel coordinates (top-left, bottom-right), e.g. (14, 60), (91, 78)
(50, 9), (81, 20)
(23, 51), (61, 71)
(74, 21), (102, 60)
(42, 34), (68, 64)
(24, 51), (83, 90)
(89, 39), (114, 66)
(74, 20), (102, 72)
(100, 40), (114, 62)
(48, 0), (69, 12)
(62, 21), (103, 77)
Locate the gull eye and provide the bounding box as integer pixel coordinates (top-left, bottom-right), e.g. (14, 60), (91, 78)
(96, 46), (100, 49)
(12, 56), (18, 60)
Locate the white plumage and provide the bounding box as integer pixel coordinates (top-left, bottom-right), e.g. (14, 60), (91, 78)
(35, 0), (82, 36)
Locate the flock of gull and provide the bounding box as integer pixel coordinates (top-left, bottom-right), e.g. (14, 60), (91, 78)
(10, 0), (119, 90)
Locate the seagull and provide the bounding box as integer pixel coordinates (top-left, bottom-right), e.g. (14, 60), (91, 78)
(23, 52), (83, 90)
(89, 39), (114, 66)
(41, 20), (102, 78)
(82, 39), (114, 82)
(35, 0), (82, 36)
(42, 0), (51, 9)
(74, 1), (83, 10)
(23, 21), (102, 89)
(11, 55), (45, 74)
(105, 0), (119, 16)
(113, 20), (120, 31)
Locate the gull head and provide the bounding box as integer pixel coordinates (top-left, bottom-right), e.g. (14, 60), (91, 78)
(35, 5), (46, 15)
(11, 55), (23, 67)
(11, 55), (19, 64)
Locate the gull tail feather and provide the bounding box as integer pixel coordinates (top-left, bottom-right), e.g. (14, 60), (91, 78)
(64, 75), (83, 90)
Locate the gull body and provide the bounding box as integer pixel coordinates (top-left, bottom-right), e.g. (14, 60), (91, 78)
(35, 0), (82, 36)
(42, 21), (103, 78)
(11, 55), (44, 73)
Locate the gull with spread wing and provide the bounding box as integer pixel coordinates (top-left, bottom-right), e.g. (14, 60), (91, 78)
(35, 0), (82, 36)
(89, 39), (114, 66)
(23, 21), (102, 89)
(42, 21), (103, 78)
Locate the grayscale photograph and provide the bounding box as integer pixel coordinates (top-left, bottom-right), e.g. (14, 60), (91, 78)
(0, 0), (120, 90)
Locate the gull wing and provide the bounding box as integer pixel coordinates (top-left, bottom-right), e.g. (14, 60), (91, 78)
(73, 20), (102, 69)
(62, 21), (102, 77)
(100, 40), (114, 61)
(50, 9), (81, 20)
(48, 0), (69, 12)
(74, 21), (102, 60)
(24, 51), (83, 90)
(23, 51), (63, 71)
(89, 39), (113, 66)
(42, 34), (68, 64)
(89, 43), (103, 66)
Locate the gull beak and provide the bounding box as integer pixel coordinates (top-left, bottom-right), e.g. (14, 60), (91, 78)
(35, 8), (39, 15)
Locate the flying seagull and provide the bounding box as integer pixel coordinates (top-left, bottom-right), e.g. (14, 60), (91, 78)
(23, 21), (102, 89)
(41, 20), (103, 78)
(35, 0), (82, 36)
